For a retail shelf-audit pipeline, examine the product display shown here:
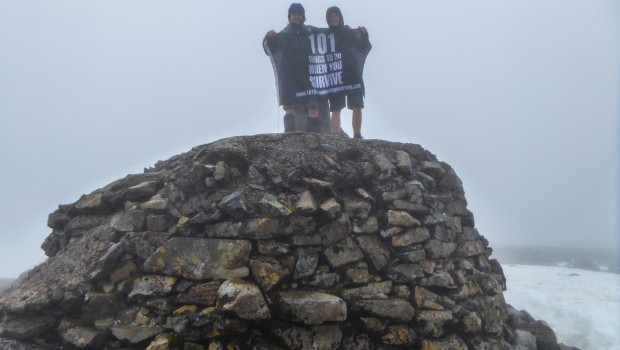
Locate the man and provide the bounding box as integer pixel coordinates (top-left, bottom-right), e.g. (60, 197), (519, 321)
(325, 6), (371, 139)
(264, 3), (324, 133)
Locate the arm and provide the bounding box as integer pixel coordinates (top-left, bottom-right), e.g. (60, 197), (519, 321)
(263, 30), (279, 55)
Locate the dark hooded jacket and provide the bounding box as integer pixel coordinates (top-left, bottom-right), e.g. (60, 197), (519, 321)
(263, 17), (318, 105)
(325, 6), (371, 94)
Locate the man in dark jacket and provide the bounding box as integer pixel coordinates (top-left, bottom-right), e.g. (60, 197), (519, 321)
(264, 3), (323, 132)
(325, 6), (371, 138)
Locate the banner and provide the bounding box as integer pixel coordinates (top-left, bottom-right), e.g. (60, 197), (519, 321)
(264, 28), (371, 105)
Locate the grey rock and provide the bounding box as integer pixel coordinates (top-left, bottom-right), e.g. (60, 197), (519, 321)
(111, 325), (162, 344)
(319, 197), (341, 219)
(60, 326), (108, 349)
(419, 335), (468, 350)
(143, 237), (251, 280)
(373, 153), (396, 173)
(323, 237), (364, 268)
(387, 210), (419, 227)
(273, 324), (342, 350)
(425, 239), (457, 259)
(343, 197), (372, 220)
(216, 280), (271, 320)
(395, 150), (414, 175)
(391, 227), (430, 247)
(341, 281), (392, 300)
(140, 197), (169, 212)
(382, 325), (417, 346)
(294, 247), (319, 279)
(0, 316), (56, 340)
(218, 191), (248, 219)
(276, 291), (347, 325)
(433, 225), (456, 242)
(295, 190), (318, 214)
(123, 231), (173, 260)
(353, 299), (415, 322)
(176, 281), (221, 305)
(356, 234), (391, 270)
(128, 275), (177, 301)
(110, 209), (147, 232)
(416, 310), (454, 337)
(320, 215), (350, 246)
(351, 216), (379, 234)
(250, 256), (289, 291)
(387, 264), (424, 283)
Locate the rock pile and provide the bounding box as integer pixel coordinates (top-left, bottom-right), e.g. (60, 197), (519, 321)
(0, 134), (571, 349)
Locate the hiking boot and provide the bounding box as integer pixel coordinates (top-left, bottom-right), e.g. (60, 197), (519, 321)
(283, 113), (296, 132)
(354, 132), (363, 139)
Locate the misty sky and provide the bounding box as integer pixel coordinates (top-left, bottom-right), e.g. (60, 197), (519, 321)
(0, 1), (618, 278)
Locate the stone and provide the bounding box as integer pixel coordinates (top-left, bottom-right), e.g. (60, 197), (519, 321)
(123, 231), (173, 259)
(425, 239), (457, 259)
(218, 191), (248, 219)
(141, 197), (170, 212)
(128, 275), (177, 300)
(258, 193), (292, 217)
(143, 237), (251, 280)
(111, 325), (162, 344)
(387, 264), (424, 282)
(352, 216), (379, 234)
(276, 291), (347, 325)
(0, 316), (56, 340)
(176, 281), (221, 305)
(355, 234), (391, 270)
(391, 227), (430, 247)
(273, 324), (342, 350)
(414, 286), (444, 310)
(147, 214), (170, 232)
(420, 335), (468, 350)
(294, 247), (319, 279)
(319, 198), (341, 219)
(343, 198), (372, 220)
(250, 256), (289, 291)
(373, 153), (396, 173)
(73, 193), (107, 213)
(433, 225), (456, 242)
(256, 240), (291, 256)
(387, 210), (419, 227)
(295, 190), (318, 214)
(458, 240), (486, 257)
(60, 326), (108, 349)
(110, 209), (147, 232)
(353, 299), (415, 322)
(395, 150), (414, 175)
(341, 281), (392, 300)
(417, 310), (454, 337)
(216, 280), (270, 320)
(320, 215), (350, 246)
(419, 161), (445, 179)
(398, 248), (426, 263)
(323, 237), (364, 268)
(382, 325), (417, 346)
(125, 181), (160, 201)
(82, 292), (126, 324)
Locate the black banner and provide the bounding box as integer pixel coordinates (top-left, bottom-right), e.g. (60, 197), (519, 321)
(264, 27), (371, 105)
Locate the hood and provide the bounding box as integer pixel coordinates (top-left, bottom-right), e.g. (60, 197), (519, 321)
(326, 6), (344, 28)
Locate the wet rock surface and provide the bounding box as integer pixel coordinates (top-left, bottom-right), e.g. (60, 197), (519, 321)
(0, 134), (574, 349)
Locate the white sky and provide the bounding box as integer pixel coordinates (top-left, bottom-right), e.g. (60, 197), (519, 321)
(0, 1), (618, 277)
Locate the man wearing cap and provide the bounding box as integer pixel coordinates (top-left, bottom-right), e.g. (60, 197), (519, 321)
(264, 3), (324, 133)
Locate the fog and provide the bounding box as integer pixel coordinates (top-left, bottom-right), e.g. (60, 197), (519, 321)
(0, 1), (618, 277)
